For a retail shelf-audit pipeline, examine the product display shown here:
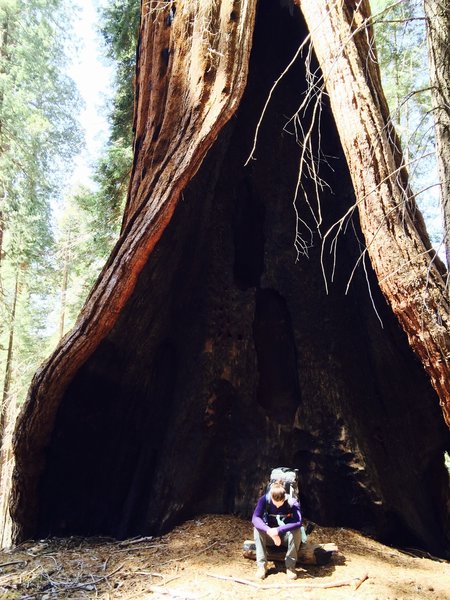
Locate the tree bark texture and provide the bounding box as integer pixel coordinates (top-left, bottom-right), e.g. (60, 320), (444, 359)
(424, 0), (450, 267)
(10, 0), (257, 542)
(10, 0), (450, 556)
(298, 0), (450, 426)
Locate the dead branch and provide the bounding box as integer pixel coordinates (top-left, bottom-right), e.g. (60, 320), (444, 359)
(111, 543), (161, 553)
(354, 572), (369, 590)
(118, 535), (155, 547)
(399, 547), (448, 562)
(205, 571), (369, 590)
(0, 559), (27, 568)
(244, 35), (312, 166)
(32, 561), (125, 595)
(103, 562), (125, 579)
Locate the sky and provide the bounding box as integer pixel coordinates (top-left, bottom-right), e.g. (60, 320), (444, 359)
(68, 0), (114, 187)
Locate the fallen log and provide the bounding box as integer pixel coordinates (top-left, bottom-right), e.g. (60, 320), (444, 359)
(242, 540), (338, 566)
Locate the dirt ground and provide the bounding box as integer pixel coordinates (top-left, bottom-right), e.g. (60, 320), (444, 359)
(0, 514), (448, 599)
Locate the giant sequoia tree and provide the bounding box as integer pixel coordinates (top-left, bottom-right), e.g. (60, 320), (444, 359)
(10, 0), (450, 556)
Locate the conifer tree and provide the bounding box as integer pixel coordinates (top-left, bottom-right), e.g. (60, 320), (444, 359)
(371, 0), (443, 248)
(46, 0), (140, 342)
(98, 0), (140, 227)
(0, 0), (81, 428)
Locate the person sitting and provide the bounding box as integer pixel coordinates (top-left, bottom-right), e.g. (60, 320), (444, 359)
(252, 480), (302, 580)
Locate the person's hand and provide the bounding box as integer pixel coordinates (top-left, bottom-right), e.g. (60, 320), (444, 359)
(267, 527), (281, 546)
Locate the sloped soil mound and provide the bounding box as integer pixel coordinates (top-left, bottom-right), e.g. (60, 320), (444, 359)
(0, 515), (448, 599)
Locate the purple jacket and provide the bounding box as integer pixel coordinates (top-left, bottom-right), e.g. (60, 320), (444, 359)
(252, 494), (302, 535)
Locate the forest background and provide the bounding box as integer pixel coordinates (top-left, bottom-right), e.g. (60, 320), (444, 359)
(0, 0), (448, 507)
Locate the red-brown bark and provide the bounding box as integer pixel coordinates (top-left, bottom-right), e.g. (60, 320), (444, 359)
(298, 0), (450, 427)
(8, 0), (450, 551)
(11, 0), (258, 541)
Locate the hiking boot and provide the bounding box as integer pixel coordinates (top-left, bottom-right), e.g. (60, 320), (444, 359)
(305, 521), (316, 536)
(286, 567), (298, 580)
(256, 566), (267, 580)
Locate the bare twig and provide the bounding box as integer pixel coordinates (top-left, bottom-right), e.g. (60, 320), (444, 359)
(118, 536), (155, 547)
(205, 571), (369, 590)
(0, 559), (27, 568)
(244, 35), (312, 166)
(103, 563), (125, 579)
(399, 547), (448, 562)
(354, 572), (369, 590)
(111, 543), (161, 553)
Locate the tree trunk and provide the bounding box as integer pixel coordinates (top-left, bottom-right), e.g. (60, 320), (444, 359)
(424, 0), (450, 267)
(11, 0), (259, 543)
(58, 246), (69, 340)
(9, 0), (450, 557)
(1, 268), (20, 443)
(0, 209), (4, 265)
(0, 15), (10, 269)
(298, 0), (450, 426)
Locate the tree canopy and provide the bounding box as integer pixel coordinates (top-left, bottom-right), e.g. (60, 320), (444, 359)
(371, 0), (444, 250)
(0, 0), (82, 413)
(0, 0), (140, 419)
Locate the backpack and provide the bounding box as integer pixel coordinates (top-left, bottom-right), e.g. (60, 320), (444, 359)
(267, 467), (299, 500)
(265, 466), (308, 543)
